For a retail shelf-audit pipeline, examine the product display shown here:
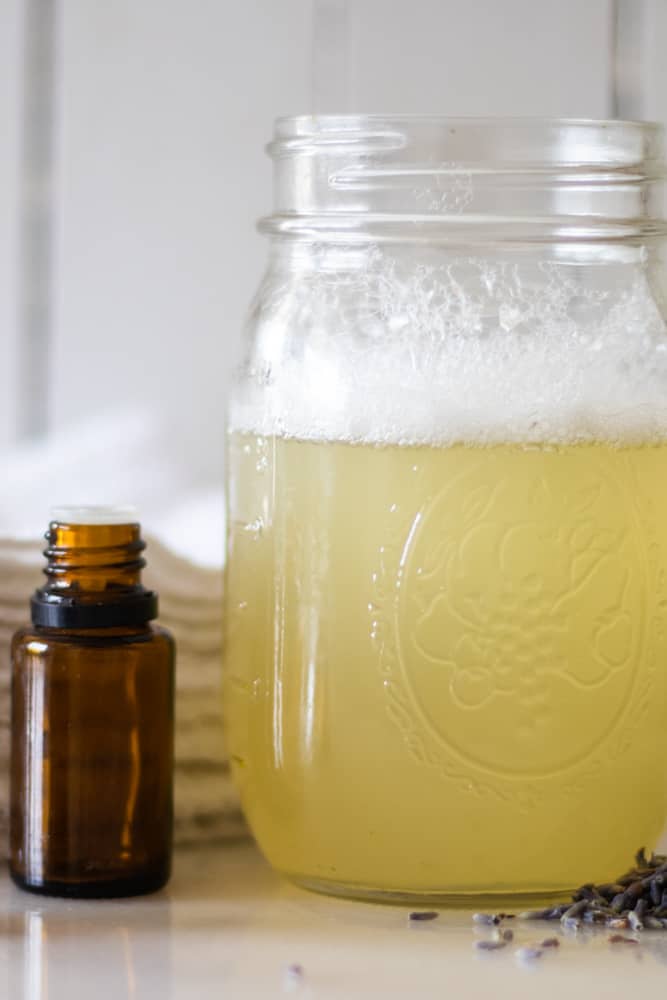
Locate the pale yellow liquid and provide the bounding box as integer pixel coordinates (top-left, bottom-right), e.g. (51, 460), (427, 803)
(224, 432), (667, 901)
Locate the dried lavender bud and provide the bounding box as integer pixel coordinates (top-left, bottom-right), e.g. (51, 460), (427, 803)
(474, 939), (507, 952)
(597, 883), (624, 899)
(573, 883), (595, 901)
(560, 900), (588, 926)
(467, 846), (667, 971)
(650, 880), (662, 907)
(584, 909), (609, 925)
(650, 874), (666, 894)
(517, 908), (553, 921)
(500, 928), (514, 942)
(409, 911), (439, 922)
(283, 964), (305, 992)
(626, 880), (644, 901)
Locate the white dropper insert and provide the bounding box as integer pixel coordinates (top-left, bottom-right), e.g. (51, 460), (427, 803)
(50, 505), (139, 525)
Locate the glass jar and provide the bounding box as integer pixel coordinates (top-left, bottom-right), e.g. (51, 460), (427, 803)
(224, 117), (667, 904)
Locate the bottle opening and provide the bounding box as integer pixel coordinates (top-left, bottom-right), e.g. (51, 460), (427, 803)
(50, 504), (139, 526)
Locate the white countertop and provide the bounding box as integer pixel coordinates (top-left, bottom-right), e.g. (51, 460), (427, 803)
(3, 841), (666, 999)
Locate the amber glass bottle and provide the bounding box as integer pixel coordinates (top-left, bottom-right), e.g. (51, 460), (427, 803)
(10, 507), (175, 898)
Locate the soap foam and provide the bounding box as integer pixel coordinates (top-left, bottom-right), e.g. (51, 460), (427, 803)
(230, 251), (667, 447)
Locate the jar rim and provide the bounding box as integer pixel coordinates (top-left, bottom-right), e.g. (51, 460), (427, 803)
(269, 116), (664, 163)
(274, 114), (663, 132)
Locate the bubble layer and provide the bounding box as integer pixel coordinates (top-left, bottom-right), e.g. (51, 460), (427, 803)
(231, 251), (667, 447)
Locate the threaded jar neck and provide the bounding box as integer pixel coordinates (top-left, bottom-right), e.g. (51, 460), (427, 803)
(262, 116), (667, 245)
(32, 514), (158, 628)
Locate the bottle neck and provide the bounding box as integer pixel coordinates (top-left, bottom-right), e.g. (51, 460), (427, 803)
(31, 522), (158, 629)
(44, 522), (145, 593)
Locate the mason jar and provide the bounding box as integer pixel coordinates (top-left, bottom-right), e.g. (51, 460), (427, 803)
(224, 117), (667, 904)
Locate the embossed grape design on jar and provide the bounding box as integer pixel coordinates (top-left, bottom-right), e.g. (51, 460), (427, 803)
(224, 118), (667, 904)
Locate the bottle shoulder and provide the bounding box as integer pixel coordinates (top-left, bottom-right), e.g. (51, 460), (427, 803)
(149, 624), (176, 654)
(11, 626), (35, 653)
(12, 623), (175, 652)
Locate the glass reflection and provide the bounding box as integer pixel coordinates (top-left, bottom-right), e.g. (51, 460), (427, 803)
(9, 897), (172, 1000)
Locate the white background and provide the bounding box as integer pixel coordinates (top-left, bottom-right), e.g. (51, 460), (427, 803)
(0, 0), (666, 488)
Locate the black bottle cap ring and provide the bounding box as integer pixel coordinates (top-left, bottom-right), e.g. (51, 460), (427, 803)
(31, 591), (159, 628)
